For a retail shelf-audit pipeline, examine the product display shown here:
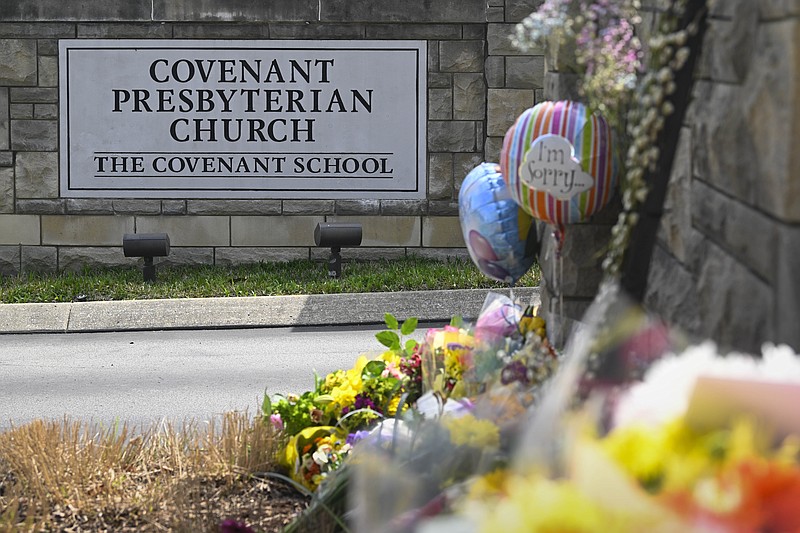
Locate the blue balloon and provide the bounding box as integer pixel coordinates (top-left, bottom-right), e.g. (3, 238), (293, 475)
(459, 163), (538, 285)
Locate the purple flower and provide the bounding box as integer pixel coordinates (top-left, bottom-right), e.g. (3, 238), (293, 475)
(219, 519), (255, 533)
(501, 360), (531, 386)
(342, 394), (380, 416)
(346, 430), (371, 446)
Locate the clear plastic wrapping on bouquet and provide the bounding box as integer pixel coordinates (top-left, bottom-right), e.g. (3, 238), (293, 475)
(420, 290), (556, 402)
(348, 286), (565, 531)
(349, 398), (510, 533)
(514, 280), (680, 471)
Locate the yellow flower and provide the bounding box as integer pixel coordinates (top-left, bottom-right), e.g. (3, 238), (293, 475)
(467, 468), (509, 500)
(386, 396), (401, 416)
(570, 435), (686, 531)
(444, 347), (471, 381)
(328, 384), (356, 414)
(442, 413), (499, 449)
(378, 350), (403, 367)
(475, 475), (607, 533)
(325, 356), (370, 415)
(322, 370), (345, 392)
(603, 416), (780, 502)
(602, 423), (667, 489)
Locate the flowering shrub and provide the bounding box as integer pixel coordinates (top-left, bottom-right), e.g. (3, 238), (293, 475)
(514, 0), (642, 127)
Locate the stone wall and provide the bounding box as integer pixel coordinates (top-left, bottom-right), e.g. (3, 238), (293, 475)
(0, 0), (545, 274)
(644, 0), (800, 352)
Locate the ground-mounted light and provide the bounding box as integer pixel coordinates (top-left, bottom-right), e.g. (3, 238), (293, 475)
(313, 223), (363, 278)
(123, 233), (170, 282)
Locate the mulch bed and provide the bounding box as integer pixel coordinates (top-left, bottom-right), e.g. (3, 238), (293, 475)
(1, 474), (309, 532)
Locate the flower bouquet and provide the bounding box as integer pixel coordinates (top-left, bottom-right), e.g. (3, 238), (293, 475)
(409, 282), (800, 533)
(421, 292), (559, 404)
(280, 425), (352, 492)
(262, 313), (423, 494)
(448, 341), (800, 532)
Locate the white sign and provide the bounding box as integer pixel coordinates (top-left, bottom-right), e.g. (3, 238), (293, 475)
(59, 40), (427, 199)
(519, 134), (594, 200)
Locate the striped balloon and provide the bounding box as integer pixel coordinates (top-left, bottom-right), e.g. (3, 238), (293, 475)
(500, 101), (618, 227)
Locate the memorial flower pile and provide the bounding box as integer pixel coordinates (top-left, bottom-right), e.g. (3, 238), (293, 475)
(447, 341), (800, 533)
(263, 313), (424, 489)
(266, 294), (560, 503)
(422, 293), (560, 404)
(274, 283), (800, 533)
(282, 277), (796, 533)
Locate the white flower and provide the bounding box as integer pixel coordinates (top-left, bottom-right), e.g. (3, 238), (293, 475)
(312, 443), (333, 465)
(613, 342), (800, 429)
(673, 47), (690, 70)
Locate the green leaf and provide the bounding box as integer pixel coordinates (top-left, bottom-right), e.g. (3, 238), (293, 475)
(363, 360), (386, 379)
(400, 317), (418, 336)
(314, 394), (334, 405)
(261, 392), (272, 416)
(384, 312), (399, 330)
(376, 330), (400, 348)
(450, 315), (464, 328)
(404, 339), (418, 356)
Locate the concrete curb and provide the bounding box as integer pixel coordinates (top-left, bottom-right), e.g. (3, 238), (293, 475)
(0, 287), (540, 334)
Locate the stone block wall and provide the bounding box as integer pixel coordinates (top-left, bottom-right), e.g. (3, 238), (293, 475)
(644, 0), (800, 352)
(0, 0), (545, 274)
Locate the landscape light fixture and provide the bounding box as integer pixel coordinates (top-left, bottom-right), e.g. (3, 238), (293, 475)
(313, 223), (363, 278)
(123, 233), (170, 282)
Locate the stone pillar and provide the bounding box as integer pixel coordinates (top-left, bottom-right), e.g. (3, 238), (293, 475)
(537, 14), (621, 344)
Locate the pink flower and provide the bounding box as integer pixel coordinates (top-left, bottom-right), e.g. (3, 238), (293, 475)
(269, 413), (284, 431)
(381, 362), (405, 380)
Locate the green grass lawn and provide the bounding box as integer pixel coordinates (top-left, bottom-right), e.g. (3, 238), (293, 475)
(0, 256), (540, 304)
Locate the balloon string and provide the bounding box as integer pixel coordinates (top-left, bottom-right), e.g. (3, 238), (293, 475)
(554, 226), (565, 259)
(549, 226), (566, 348)
(558, 250), (564, 348)
(553, 225), (567, 346)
